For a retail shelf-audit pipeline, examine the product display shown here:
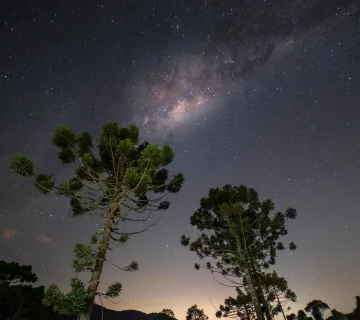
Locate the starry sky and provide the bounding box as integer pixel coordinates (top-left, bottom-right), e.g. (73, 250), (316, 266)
(1, 1), (360, 319)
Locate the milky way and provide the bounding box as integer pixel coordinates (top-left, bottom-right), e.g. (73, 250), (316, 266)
(129, 0), (359, 137)
(130, 52), (233, 137)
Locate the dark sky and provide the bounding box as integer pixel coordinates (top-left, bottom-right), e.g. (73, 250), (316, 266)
(1, 1), (360, 319)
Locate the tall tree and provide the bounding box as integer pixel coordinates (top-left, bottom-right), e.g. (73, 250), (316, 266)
(305, 300), (330, 320)
(0, 261), (52, 320)
(186, 304), (209, 320)
(181, 184), (297, 320)
(10, 122), (184, 320)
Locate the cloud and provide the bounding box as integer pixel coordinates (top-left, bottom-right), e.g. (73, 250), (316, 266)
(36, 234), (52, 244)
(2, 228), (20, 241)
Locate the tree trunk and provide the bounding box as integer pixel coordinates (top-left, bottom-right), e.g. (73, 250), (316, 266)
(250, 268), (272, 320)
(228, 217), (264, 320)
(276, 293), (287, 320)
(243, 267), (264, 320)
(79, 203), (117, 320)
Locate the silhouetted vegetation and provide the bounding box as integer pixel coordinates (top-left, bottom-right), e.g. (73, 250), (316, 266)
(160, 309), (176, 319)
(181, 184), (297, 320)
(305, 300), (330, 320)
(7, 124), (357, 320)
(0, 261), (53, 320)
(186, 305), (208, 320)
(10, 122), (184, 320)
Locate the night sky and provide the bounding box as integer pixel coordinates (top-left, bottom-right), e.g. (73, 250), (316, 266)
(1, 1), (360, 319)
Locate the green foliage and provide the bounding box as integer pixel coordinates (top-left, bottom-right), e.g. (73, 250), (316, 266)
(100, 121), (120, 145)
(59, 177), (83, 196)
(105, 282), (122, 298)
(161, 145), (174, 166)
(181, 184), (297, 320)
(10, 121), (184, 320)
(72, 243), (96, 273)
(186, 304), (209, 320)
(69, 197), (88, 216)
(43, 278), (89, 316)
(35, 174), (54, 193)
(124, 167), (141, 188)
(10, 154), (34, 176)
(118, 234), (129, 244)
(127, 123), (139, 144)
(140, 144), (163, 168)
(90, 234), (98, 245)
(52, 124), (77, 148)
(182, 184), (297, 270)
(78, 132), (93, 155)
(58, 147), (76, 164)
(167, 173), (184, 193)
(116, 138), (135, 157)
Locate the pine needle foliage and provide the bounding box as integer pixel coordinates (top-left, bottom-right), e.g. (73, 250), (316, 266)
(181, 184), (297, 320)
(10, 121), (184, 320)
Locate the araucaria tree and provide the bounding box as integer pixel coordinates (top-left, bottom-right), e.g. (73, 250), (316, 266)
(10, 121), (184, 320)
(181, 184), (297, 320)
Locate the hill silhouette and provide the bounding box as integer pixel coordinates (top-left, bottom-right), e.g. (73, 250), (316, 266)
(55, 305), (176, 320)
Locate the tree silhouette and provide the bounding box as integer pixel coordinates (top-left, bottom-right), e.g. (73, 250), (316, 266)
(263, 271), (297, 320)
(10, 122), (184, 320)
(186, 304), (209, 320)
(298, 309), (307, 320)
(287, 313), (296, 320)
(305, 300), (330, 320)
(0, 260), (37, 284)
(161, 308), (176, 318)
(347, 296), (360, 320)
(216, 288), (256, 320)
(331, 309), (345, 319)
(0, 260), (51, 320)
(181, 184), (297, 320)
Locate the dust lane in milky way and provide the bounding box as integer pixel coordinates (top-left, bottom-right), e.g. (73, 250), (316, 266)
(129, 0), (359, 137)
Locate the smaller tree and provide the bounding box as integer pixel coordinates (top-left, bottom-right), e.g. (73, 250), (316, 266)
(0, 260), (37, 284)
(305, 300), (330, 320)
(263, 271), (297, 320)
(216, 288), (255, 320)
(161, 308), (176, 319)
(0, 261), (52, 320)
(186, 304), (209, 320)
